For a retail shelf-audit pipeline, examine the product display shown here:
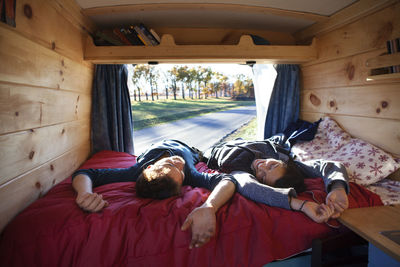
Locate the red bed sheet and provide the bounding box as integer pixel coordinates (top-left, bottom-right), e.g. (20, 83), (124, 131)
(0, 150), (383, 267)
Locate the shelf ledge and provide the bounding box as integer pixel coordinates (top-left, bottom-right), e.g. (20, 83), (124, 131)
(84, 34), (317, 64)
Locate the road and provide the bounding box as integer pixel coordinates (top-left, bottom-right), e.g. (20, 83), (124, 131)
(133, 105), (256, 155)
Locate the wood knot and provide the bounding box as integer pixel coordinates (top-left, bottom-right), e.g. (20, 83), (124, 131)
(29, 151), (35, 159)
(30, 129), (35, 133)
(329, 100), (336, 107)
(51, 42), (56, 50)
(346, 63), (355, 80)
(59, 70), (63, 76)
(50, 164), (54, 171)
(381, 101), (388, 108)
(35, 182), (41, 189)
(15, 111), (19, 116)
(23, 4), (33, 19)
(61, 59), (65, 66)
(61, 128), (65, 134)
(309, 93), (321, 106)
(376, 108), (381, 114)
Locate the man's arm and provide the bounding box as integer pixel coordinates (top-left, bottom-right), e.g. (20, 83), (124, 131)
(181, 179), (235, 249)
(72, 174), (108, 212)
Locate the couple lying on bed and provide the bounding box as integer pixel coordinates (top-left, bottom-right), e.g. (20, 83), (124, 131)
(72, 139), (349, 249)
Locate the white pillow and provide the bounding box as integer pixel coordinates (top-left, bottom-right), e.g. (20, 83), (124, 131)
(292, 117), (400, 186)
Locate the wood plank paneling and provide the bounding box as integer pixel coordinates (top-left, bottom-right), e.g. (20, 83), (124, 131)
(0, 0), (93, 234)
(0, 120), (90, 186)
(0, 83), (91, 134)
(0, 142), (90, 233)
(301, 84), (400, 119)
(14, 0), (93, 65)
(299, 3), (400, 158)
(301, 50), (388, 89)
(301, 112), (400, 156)
(294, 0), (397, 43)
(302, 2), (400, 66)
(0, 25), (93, 93)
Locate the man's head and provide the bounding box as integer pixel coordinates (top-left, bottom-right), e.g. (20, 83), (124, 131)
(251, 158), (306, 192)
(136, 156), (186, 199)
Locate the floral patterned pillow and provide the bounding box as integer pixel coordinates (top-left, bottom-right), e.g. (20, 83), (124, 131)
(292, 117), (400, 186)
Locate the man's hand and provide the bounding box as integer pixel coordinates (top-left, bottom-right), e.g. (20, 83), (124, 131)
(326, 187), (349, 218)
(181, 204), (216, 249)
(76, 192), (108, 212)
(302, 201), (334, 223)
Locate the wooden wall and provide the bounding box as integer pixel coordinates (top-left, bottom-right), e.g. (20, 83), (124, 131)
(299, 2), (400, 157)
(0, 0), (95, 232)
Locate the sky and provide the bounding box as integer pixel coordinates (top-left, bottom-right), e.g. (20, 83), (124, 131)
(157, 63), (254, 82)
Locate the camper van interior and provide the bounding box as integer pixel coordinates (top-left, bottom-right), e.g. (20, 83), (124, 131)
(0, 0), (399, 266)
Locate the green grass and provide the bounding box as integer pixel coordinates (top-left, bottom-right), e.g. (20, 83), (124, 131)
(221, 117), (257, 142)
(132, 98), (255, 130)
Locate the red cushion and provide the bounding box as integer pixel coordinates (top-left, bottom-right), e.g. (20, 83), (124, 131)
(0, 151), (383, 267)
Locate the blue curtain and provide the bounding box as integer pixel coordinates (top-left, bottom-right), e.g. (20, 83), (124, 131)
(91, 65), (134, 155)
(264, 64), (300, 139)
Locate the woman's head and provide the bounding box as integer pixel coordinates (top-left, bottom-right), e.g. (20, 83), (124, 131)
(251, 158), (306, 192)
(135, 156), (186, 199)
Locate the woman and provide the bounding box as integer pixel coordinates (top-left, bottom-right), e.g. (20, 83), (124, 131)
(202, 138), (349, 219)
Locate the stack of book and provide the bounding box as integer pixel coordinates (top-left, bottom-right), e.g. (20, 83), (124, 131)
(94, 24), (161, 46)
(386, 38), (400, 73)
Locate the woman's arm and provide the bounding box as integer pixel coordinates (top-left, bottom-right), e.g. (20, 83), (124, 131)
(295, 160), (349, 217)
(231, 171), (297, 210)
(181, 179), (235, 249)
(290, 197), (334, 223)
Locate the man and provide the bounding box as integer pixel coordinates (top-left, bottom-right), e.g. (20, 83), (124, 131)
(72, 139), (335, 249)
(202, 138), (350, 218)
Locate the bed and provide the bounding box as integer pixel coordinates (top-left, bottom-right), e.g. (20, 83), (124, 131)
(0, 117), (397, 267)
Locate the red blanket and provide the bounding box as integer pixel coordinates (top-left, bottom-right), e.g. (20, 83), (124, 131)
(0, 151), (383, 267)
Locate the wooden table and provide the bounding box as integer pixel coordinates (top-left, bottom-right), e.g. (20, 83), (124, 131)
(338, 205), (400, 262)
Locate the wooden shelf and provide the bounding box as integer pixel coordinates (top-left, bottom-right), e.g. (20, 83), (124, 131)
(366, 53), (400, 69)
(84, 34), (317, 64)
(366, 53), (400, 81)
(366, 72), (400, 81)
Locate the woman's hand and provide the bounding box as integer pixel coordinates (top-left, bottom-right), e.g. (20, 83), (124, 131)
(302, 201), (334, 223)
(76, 192), (108, 212)
(326, 187), (349, 218)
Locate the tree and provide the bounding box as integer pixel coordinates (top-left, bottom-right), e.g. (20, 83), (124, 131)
(133, 65), (159, 101)
(199, 67), (214, 98)
(132, 64), (145, 101)
(218, 74), (229, 97)
(174, 65), (190, 99)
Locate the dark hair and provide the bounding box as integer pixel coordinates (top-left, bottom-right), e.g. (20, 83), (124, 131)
(135, 172), (181, 199)
(274, 159), (306, 193)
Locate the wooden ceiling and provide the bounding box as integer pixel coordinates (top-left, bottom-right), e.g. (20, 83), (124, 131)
(74, 0), (359, 34)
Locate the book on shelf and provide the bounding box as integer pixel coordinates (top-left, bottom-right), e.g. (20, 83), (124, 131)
(386, 38), (400, 73)
(133, 25), (153, 46)
(150, 29), (161, 43)
(122, 27), (144, 46)
(113, 28), (133, 45)
(94, 29), (124, 46)
(139, 23), (160, 45)
(93, 24), (161, 47)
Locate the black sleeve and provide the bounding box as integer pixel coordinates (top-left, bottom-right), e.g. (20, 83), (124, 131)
(71, 164), (141, 188)
(184, 170), (237, 191)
